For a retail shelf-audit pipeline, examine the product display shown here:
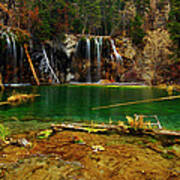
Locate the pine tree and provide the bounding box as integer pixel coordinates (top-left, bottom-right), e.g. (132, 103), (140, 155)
(100, 0), (125, 35)
(73, 0), (101, 34)
(130, 14), (146, 46)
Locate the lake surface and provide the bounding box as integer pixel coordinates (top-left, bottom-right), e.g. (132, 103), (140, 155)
(0, 85), (180, 132)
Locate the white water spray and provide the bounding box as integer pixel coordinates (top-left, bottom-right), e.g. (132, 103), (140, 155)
(99, 37), (103, 54)
(95, 38), (101, 80)
(11, 35), (17, 63)
(42, 46), (60, 83)
(2, 32), (12, 54)
(86, 38), (91, 82)
(110, 39), (123, 62)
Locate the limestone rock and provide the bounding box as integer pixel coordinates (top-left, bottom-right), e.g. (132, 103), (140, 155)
(63, 34), (78, 58)
(117, 38), (136, 60)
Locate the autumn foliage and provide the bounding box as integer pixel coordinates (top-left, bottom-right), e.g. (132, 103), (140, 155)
(0, 0), (70, 41)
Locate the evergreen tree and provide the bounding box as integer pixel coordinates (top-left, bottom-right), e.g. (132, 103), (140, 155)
(130, 14), (146, 46)
(134, 0), (150, 16)
(99, 0), (126, 35)
(72, 0), (101, 34)
(31, 0), (69, 41)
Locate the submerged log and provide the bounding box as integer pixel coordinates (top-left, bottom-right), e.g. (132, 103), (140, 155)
(7, 94), (40, 105)
(92, 95), (180, 110)
(0, 93), (40, 106)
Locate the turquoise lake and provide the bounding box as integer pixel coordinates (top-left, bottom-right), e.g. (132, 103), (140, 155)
(0, 85), (180, 133)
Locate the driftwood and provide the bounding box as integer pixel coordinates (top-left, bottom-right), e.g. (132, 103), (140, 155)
(51, 123), (117, 133)
(0, 93), (40, 106)
(51, 123), (180, 137)
(24, 44), (40, 86)
(154, 130), (180, 137)
(92, 95), (180, 110)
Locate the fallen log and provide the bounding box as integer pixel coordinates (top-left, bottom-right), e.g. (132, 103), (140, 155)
(24, 44), (40, 86)
(51, 123), (111, 133)
(154, 129), (180, 137)
(0, 73), (4, 91)
(92, 95), (180, 110)
(51, 123), (180, 137)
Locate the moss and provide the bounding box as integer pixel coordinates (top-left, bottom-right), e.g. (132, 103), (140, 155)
(80, 36), (86, 42)
(162, 153), (175, 159)
(148, 137), (158, 144)
(0, 124), (9, 141)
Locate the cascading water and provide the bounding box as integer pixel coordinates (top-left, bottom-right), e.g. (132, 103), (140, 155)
(110, 39), (123, 62)
(75, 40), (79, 56)
(86, 38), (91, 82)
(11, 34), (18, 81)
(50, 46), (54, 69)
(11, 35), (17, 63)
(41, 46), (60, 83)
(19, 46), (24, 81)
(95, 38), (101, 80)
(99, 37), (103, 52)
(1, 30), (19, 82)
(2, 31), (11, 54)
(0, 32), (125, 84)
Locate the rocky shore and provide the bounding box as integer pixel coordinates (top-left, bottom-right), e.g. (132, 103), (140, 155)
(0, 128), (179, 180)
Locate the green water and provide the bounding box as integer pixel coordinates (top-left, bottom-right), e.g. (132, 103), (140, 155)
(0, 85), (180, 132)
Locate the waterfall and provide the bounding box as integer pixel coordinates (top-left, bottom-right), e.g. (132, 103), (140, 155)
(2, 32), (12, 54)
(95, 38), (101, 80)
(99, 37), (103, 54)
(11, 35), (18, 82)
(20, 46), (24, 62)
(110, 39), (123, 62)
(75, 40), (79, 56)
(42, 46), (60, 83)
(86, 38), (91, 82)
(50, 47), (54, 69)
(19, 46), (24, 81)
(11, 35), (17, 63)
(111, 54), (115, 61)
(2, 31), (18, 82)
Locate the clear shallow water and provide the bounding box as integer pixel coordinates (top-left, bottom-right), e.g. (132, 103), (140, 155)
(0, 85), (180, 132)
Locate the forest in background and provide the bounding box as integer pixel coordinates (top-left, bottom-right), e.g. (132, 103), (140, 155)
(0, 0), (180, 85)
(0, 0), (179, 50)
